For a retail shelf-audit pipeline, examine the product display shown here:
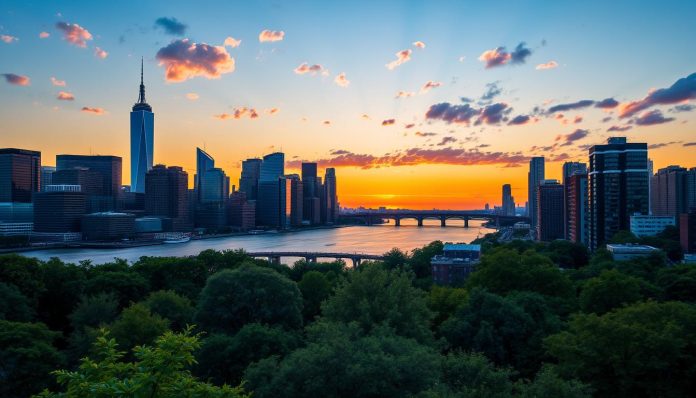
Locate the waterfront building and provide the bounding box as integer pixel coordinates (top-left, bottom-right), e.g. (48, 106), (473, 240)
(502, 184), (515, 216)
(144, 165), (190, 231)
(256, 152), (285, 228)
(566, 173), (588, 245)
(588, 137), (649, 250)
(33, 185), (86, 233)
(536, 179), (564, 241)
(239, 158), (262, 200)
(40, 166), (55, 191)
(431, 243), (482, 286)
(606, 243), (660, 261)
(81, 212), (136, 241)
(562, 162), (587, 239)
(651, 165), (689, 220)
(527, 157), (545, 228)
(630, 215), (675, 237)
(302, 162), (319, 224)
(228, 191), (256, 230)
(323, 168), (338, 224)
(287, 174), (304, 227)
(56, 154), (122, 210)
(0, 148), (41, 203)
(130, 59), (154, 193)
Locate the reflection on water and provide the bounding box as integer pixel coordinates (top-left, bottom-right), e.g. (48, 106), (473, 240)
(20, 219), (493, 265)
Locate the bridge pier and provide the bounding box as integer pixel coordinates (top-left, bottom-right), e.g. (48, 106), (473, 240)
(305, 256), (317, 263)
(464, 217), (469, 228)
(267, 256), (281, 264)
(394, 217), (401, 227)
(417, 217), (423, 227)
(351, 257), (362, 268)
(441, 216), (446, 227)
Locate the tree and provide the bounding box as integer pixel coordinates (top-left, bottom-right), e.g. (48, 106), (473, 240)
(578, 270), (643, 314)
(142, 290), (194, 331)
(427, 285), (467, 329)
(298, 271), (332, 322)
(109, 303), (170, 352)
(321, 265), (433, 344)
(0, 320), (63, 398)
(244, 323), (440, 398)
(36, 328), (248, 398)
(382, 247), (409, 271)
(195, 264), (303, 334)
(545, 301), (696, 397)
(539, 240), (589, 269)
(132, 256), (208, 300)
(656, 265), (696, 302)
(195, 324), (301, 385)
(0, 282), (34, 321)
(36, 258), (86, 332)
(67, 293), (120, 364)
(517, 366), (592, 398)
(609, 230), (639, 244)
(0, 253), (44, 306)
(409, 240), (444, 279)
(436, 351), (516, 397)
(84, 270), (149, 308)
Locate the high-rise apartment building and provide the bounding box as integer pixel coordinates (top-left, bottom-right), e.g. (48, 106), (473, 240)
(239, 158), (262, 200)
(588, 137), (649, 250)
(536, 179), (564, 241)
(256, 152), (286, 228)
(323, 168), (338, 224)
(687, 168), (696, 211)
(286, 174), (304, 227)
(144, 165), (190, 231)
(567, 173), (588, 245)
(0, 148), (41, 203)
(651, 165), (689, 219)
(130, 59), (154, 193)
(501, 184), (515, 216)
(562, 162), (587, 239)
(527, 157), (545, 227)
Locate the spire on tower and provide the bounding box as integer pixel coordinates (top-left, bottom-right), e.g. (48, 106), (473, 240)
(137, 57), (146, 104)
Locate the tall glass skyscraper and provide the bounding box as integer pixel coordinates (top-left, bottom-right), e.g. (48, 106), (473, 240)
(527, 157), (545, 228)
(130, 59), (154, 193)
(239, 158), (262, 200)
(256, 152), (285, 228)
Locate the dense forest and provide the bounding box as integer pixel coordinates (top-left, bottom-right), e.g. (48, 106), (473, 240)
(1, 227), (695, 397)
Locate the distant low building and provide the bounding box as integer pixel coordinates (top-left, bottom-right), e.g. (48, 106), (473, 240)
(630, 215), (675, 237)
(606, 243), (660, 261)
(81, 212), (135, 241)
(431, 243), (482, 286)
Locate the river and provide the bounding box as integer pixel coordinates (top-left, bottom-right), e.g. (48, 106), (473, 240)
(18, 219), (493, 265)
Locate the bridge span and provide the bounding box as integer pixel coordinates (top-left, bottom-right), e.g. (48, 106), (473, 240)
(341, 210), (529, 228)
(247, 251), (385, 267)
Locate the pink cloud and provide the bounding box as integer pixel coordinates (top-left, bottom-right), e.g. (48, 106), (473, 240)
(294, 62), (327, 75)
(259, 30), (284, 42)
(619, 73), (696, 118)
(1, 35), (18, 44)
(478, 47), (511, 68)
(214, 107), (259, 120)
(186, 93), (199, 100)
(334, 72), (349, 87)
(2, 73), (30, 86)
(55, 22), (92, 47)
(39, 32), (50, 39)
(267, 108), (279, 115)
(382, 118), (396, 126)
(386, 49), (412, 70)
(395, 90), (415, 99)
(156, 39), (235, 82)
(413, 41), (426, 49)
(536, 60), (558, 70)
(50, 77), (66, 86)
(420, 80), (442, 93)
(224, 37), (241, 48)
(94, 47), (108, 59)
(57, 91), (74, 100)
(81, 106), (105, 115)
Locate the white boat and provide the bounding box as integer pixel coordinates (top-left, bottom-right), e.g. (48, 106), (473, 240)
(163, 236), (191, 244)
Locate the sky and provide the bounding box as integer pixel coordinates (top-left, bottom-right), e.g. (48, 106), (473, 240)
(1, 0), (695, 209)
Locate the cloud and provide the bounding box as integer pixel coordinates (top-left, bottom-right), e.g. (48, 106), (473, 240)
(1, 35), (18, 43)
(57, 91), (74, 100)
(415, 132), (437, 137)
(186, 93), (199, 100)
(386, 49), (412, 70)
(39, 32), (50, 39)
(481, 81), (502, 101)
(633, 110), (675, 126)
(323, 120), (331, 125)
(156, 39), (235, 82)
(215, 107), (259, 120)
(426, 102), (479, 125)
(438, 136), (457, 146)
(404, 123), (415, 129)
(607, 125), (632, 132)
(259, 30), (284, 42)
(478, 42), (532, 68)
(684, 142), (696, 147)
(508, 114), (531, 125)
(50, 77), (66, 86)
(547, 99), (594, 113)
(619, 72), (696, 117)
(476, 103), (510, 125)
(557, 128), (589, 145)
(413, 41), (426, 49)
(334, 72), (349, 87)
(382, 119), (396, 126)
(331, 149), (351, 155)
(2, 73), (30, 86)
(81, 106), (105, 115)
(267, 108), (279, 115)
(94, 47), (108, 59)
(421, 80), (441, 93)
(648, 141), (680, 149)
(395, 91), (415, 99)
(224, 37), (241, 48)
(294, 62), (327, 75)
(573, 115), (583, 124)
(595, 98), (619, 109)
(286, 147), (530, 169)
(671, 104), (695, 113)
(536, 60), (558, 70)
(361, 114), (370, 120)
(458, 56), (466, 63)
(154, 17), (188, 37)
(55, 22), (92, 47)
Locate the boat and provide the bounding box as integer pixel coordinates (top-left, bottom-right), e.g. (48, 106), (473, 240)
(163, 236), (191, 244)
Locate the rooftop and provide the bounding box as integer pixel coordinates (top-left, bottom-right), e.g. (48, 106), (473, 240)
(444, 243), (481, 251)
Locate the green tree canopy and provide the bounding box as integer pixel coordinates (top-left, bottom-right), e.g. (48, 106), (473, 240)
(0, 282), (34, 321)
(578, 269), (643, 314)
(195, 264), (303, 334)
(108, 303), (170, 352)
(142, 290), (194, 331)
(298, 270), (332, 322)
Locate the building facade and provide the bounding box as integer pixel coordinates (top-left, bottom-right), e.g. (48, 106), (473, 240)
(527, 157), (545, 228)
(562, 162), (587, 239)
(323, 168), (338, 224)
(239, 158), (262, 201)
(566, 173), (588, 245)
(502, 184), (515, 216)
(144, 165), (190, 231)
(431, 243), (481, 286)
(0, 148), (41, 203)
(33, 186), (87, 233)
(40, 166), (55, 192)
(630, 215), (675, 237)
(130, 60), (154, 193)
(536, 179), (564, 241)
(680, 211), (696, 253)
(651, 165), (689, 220)
(56, 154), (122, 210)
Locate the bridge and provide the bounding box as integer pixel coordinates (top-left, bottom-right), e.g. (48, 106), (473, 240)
(341, 210), (529, 228)
(247, 251), (385, 267)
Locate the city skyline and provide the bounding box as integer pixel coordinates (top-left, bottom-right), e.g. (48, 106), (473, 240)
(2, 1), (696, 209)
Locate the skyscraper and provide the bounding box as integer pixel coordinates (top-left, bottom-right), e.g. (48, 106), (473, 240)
(588, 137), (649, 250)
(323, 168), (338, 224)
(56, 154), (122, 210)
(40, 166), (55, 192)
(256, 152), (285, 228)
(0, 148), (41, 203)
(302, 162), (320, 224)
(527, 157), (545, 228)
(537, 179), (564, 241)
(286, 174), (304, 227)
(501, 184), (515, 216)
(195, 148), (215, 198)
(239, 158), (262, 200)
(562, 162), (587, 239)
(130, 59), (154, 193)
(145, 165), (190, 231)
(195, 148), (228, 203)
(687, 168), (696, 211)
(567, 173), (588, 245)
(651, 165), (688, 219)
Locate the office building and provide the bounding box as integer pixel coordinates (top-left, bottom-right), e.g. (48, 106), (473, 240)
(536, 179), (564, 241)
(588, 137), (649, 250)
(144, 165), (190, 231)
(647, 158), (654, 214)
(323, 168), (338, 224)
(680, 211), (696, 253)
(40, 166), (55, 191)
(228, 191), (256, 230)
(567, 173), (588, 245)
(33, 185), (87, 233)
(501, 184), (515, 216)
(0, 202), (33, 223)
(527, 157), (545, 227)
(239, 158), (262, 200)
(630, 215), (675, 237)
(130, 59), (154, 193)
(256, 152), (286, 228)
(562, 162), (587, 239)
(431, 243), (482, 286)
(0, 148), (41, 203)
(606, 244), (660, 261)
(286, 174), (304, 227)
(651, 166), (689, 219)
(81, 212), (136, 241)
(687, 168), (696, 211)
(56, 154), (122, 210)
